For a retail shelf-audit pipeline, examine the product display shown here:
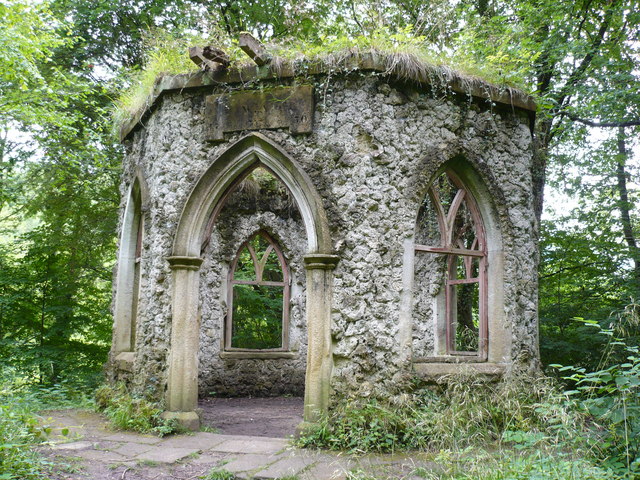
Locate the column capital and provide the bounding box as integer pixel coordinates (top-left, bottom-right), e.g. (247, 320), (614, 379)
(303, 254), (340, 270)
(167, 256), (203, 271)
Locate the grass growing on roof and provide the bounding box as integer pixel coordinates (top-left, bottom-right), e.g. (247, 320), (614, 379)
(111, 26), (530, 137)
(110, 29), (246, 137)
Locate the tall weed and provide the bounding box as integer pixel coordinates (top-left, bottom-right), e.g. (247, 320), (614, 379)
(0, 371), (67, 480)
(553, 302), (640, 477)
(95, 383), (179, 436)
(433, 448), (617, 480)
(298, 374), (582, 454)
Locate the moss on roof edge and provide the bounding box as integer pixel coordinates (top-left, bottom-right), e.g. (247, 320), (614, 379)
(119, 50), (536, 142)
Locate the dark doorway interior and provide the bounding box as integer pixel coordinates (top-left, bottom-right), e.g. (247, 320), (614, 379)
(198, 397), (304, 438)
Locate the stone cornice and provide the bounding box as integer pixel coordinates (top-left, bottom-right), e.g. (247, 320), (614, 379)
(304, 254), (340, 270)
(167, 256), (204, 270)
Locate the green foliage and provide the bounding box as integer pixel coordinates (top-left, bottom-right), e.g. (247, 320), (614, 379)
(553, 303), (640, 477)
(298, 375), (581, 454)
(202, 467), (235, 480)
(94, 383), (179, 436)
(0, 404), (49, 480)
(0, 0), (121, 394)
(0, 0), (73, 127)
(0, 368), (96, 480)
(232, 284), (284, 349)
(538, 220), (631, 370)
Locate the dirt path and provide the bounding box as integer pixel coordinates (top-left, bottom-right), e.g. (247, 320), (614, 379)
(199, 397), (303, 437)
(39, 409), (437, 480)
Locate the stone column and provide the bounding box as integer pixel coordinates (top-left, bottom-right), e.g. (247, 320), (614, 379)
(303, 254), (339, 422)
(163, 255), (203, 430)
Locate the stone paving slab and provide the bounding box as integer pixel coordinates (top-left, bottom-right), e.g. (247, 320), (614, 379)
(189, 451), (231, 465)
(134, 446), (201, 464)
(300, 461), (350, 480)
(48, 440), (94, 451)
(222, 453), (284, 473)
(110, 441), (153, 457)
(210, 437), (288, 455)
(253, 453), (318, 479)
(74, 448), (127, 463)
(40, 411), (440, 480)
(103, 432), (163, 444)
(159, 431), (227, 449)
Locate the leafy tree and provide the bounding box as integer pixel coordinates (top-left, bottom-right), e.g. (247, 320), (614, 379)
(0, 0), (120, 387)
(0, 0), (73, 207)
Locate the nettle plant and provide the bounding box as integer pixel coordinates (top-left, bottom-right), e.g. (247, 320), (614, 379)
(553, 302), (640, 476)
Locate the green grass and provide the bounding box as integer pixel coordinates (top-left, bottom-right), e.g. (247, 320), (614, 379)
(295, 373), (637, 478)
(112, 26), (530, 137)
(433, 448), (617, 479)
(203, 467), (236, 479)
(111, 30), (204, 135)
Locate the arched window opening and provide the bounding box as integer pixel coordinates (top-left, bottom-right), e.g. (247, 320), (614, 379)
(415, 170), (488, 358)
(113, 180), (144, 358)
(226, 232), (290, 351)
(130, 203), (143, 350)
(201, 166), (301, 253)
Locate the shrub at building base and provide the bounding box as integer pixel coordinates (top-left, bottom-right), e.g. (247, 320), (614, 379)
(298, 374), (582, 453)
(94, 383), (179, 436)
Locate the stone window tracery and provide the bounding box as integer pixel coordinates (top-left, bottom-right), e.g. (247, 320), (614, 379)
(226, 231), (290, 351)
(415, 170), (488, 359)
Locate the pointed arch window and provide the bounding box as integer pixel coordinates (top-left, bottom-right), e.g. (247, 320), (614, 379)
(130, 199), (143, 350)
(226, 232), (290, 351)
(415, 170), (488, 359)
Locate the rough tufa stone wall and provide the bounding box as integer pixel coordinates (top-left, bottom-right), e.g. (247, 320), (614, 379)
(108, 71), (538, 403)
(199, 174), (308, 396)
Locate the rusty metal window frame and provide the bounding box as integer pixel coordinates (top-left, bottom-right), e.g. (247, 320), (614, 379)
(415, 170), (488, 360)
(225, 231), (291, 352)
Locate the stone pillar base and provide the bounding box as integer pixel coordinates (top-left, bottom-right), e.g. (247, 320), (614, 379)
(114, 351), (135, 372)
(294, 421), (318, 439)
(161, 411), (200, 431)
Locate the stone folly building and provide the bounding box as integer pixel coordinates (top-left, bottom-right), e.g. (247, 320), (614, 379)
(108, 46), (539, 429)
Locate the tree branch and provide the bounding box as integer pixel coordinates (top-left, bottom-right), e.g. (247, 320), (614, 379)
(541, 261), (610, 279)
(564, 112), (640, 128)
(555, 1), (618, 111)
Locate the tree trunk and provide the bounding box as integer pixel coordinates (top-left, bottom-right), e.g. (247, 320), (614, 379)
(616, 127), (640, 289)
